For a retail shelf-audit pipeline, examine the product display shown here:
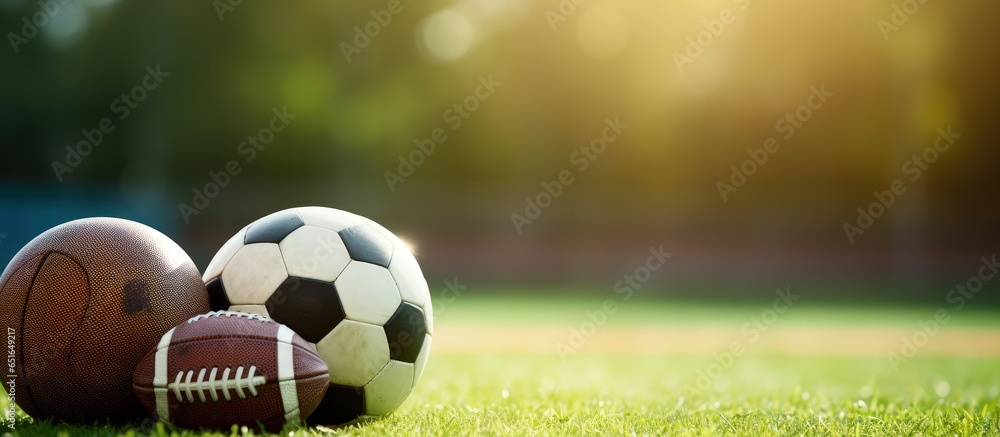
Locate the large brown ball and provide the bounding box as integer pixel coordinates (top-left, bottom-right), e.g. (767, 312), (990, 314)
(0, 218), (210, 423)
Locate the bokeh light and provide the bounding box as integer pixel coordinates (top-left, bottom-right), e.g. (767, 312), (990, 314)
(421, 9), (476, 63)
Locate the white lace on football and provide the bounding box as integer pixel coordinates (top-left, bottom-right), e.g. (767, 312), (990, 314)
(186, 310), (271, 324)
(169, 366), (266, 403)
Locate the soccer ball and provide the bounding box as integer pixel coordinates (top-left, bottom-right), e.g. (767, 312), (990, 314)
(201, 207), (433, 425)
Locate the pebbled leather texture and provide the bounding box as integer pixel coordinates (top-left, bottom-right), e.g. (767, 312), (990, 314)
(0, 218), (210, 423)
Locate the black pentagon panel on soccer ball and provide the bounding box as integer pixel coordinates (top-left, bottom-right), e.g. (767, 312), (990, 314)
(338, 224), (393, 267)
(383, 302), (427, 363)
(307, 384), (366, 426)
(244, 210), (305, 244)
(205, 277), (231, 311)
(265, 277), (346, 343)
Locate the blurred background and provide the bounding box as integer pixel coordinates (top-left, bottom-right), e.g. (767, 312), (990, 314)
(1, 0), (998, 303)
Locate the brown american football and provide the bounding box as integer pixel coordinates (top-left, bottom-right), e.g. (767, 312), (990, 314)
(132, 311), (330, 431)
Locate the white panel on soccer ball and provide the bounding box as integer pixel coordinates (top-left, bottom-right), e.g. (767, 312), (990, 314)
(202, 227), (248, 281)
(222, 243), (288, 305)
(388, 249), (428, 307)
(412, 334), (432, 388)
(364, 360), (414, 416)
(316, 320), (391, 387)
(279, 226), (352, 282)
(423, 296), (434, 335)
(335, 262), (402, 326)
(228, 304), (270, 318)
(295, 206), (363, 232)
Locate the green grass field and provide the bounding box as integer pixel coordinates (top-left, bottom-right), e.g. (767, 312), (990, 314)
(2, 293), (999, 436)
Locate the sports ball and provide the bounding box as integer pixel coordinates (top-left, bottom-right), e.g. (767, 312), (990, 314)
(132, 311), (330, 431)
(202, 207), (433, 425)
(0, 218), (210, 423)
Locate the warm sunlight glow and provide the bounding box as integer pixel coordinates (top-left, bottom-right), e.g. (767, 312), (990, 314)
(575, 5), (629, 59)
